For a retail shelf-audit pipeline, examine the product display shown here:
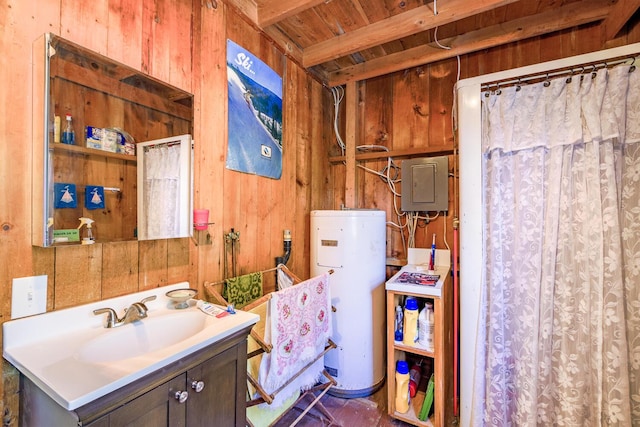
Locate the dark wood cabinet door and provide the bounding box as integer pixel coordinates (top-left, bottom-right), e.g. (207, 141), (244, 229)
(89, 375), (187, 427)
(186, 345), (246, 427)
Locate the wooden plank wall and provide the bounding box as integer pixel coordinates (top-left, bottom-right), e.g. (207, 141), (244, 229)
(2, 0), (640, 424)
(332, 21), (640, 268)
(0, 0), (332, 423)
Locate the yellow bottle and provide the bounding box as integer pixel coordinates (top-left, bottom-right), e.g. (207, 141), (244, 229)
(403, 298), (419, 346)
(395, 360), (410, 413)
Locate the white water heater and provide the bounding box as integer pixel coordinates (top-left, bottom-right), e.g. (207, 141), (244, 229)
(310, 209), (386, 397)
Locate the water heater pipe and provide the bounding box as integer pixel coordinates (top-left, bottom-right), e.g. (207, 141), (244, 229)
(453, 221), (459, 416)
(275, 229), (292, 267)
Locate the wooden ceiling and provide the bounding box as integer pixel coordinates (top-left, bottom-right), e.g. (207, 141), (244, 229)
(224, 0), (640, 86)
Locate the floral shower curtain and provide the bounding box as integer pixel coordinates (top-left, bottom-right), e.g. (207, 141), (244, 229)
(474, 64), (640, 425)
(141, 144), (180, 239)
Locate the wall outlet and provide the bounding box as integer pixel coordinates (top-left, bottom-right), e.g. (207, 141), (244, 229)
(11, 275), (47, 319)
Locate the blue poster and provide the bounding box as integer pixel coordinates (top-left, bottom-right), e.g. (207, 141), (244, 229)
(226, 39), (283, 179)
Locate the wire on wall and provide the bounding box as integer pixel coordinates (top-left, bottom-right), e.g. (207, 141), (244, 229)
(331, 86), (346, 155)
(329, 3), (462, 254)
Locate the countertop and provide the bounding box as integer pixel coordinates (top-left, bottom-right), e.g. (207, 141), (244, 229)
(3, 282), (259, 410)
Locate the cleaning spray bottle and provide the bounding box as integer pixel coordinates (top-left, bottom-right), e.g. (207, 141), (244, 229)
(78, 217), (95, 244)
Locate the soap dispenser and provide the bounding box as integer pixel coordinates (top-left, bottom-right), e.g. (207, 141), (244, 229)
(78, 217), (95, 244)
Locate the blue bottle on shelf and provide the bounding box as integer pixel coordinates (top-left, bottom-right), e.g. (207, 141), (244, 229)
(62, 114), (75, 145)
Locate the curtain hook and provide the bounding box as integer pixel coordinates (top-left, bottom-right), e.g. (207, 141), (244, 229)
(516, 78), (522, 92)
(566, 69), (573, 84)
(630, 57), (636, 73)
(495, 83), (502, 95)
(591, 64), (597, 79)
(543, 73), (550, 87)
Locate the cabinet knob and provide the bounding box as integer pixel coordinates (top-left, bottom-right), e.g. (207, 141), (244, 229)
(174, 390), (189, 403)
(191, 380), (205, 393)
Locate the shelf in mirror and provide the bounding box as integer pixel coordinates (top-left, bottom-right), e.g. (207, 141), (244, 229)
(51, 143), (136, 162)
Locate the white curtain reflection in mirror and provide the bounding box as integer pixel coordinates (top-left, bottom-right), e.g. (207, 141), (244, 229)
(142, 143), (180, 239)
(137, 134), (192, 241)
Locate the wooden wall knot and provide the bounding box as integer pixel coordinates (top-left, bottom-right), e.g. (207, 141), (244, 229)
(2, 223), (12, 232)
(413, 105), (428, 117)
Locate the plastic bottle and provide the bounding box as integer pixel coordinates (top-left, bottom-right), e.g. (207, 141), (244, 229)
(78, 217), (95, 244)
(418, 301), (435, 350)
(409, 362), (422, 398)
(54, 115), (61, 143)
(394, 360), (410, 413)
(403, 298), (419, 346)
(394, 305), (403, 342)
(62, 114), (75, 145)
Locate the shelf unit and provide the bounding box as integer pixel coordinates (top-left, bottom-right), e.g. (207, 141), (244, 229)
(385, 253), (454, 426)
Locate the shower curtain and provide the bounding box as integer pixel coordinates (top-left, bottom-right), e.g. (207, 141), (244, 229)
(474, 64), (640, 425)
(141, 144), (180, 239)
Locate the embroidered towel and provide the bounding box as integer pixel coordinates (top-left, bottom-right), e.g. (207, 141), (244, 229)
(223, 272), (263, 309)
(53, 183), (77, 208)
(85, 185), (105, 210)
(258, 272), (331, 406)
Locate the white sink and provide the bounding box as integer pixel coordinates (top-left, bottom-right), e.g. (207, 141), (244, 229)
(3, 282), (259, 410)
(76, 310), (207, 363)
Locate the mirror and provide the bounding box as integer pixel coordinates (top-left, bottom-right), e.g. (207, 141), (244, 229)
(32, 33), (194, 247)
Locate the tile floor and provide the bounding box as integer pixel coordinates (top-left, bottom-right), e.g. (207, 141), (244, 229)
(273, 381), (415, 427)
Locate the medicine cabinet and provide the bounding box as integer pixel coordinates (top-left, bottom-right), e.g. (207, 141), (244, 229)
(32, 33), (194, 247)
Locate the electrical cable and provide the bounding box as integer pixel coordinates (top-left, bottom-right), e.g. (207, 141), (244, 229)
(331, 86), (346, 155)
(434, 26), (451, 50)
(442, 212), (450, 251)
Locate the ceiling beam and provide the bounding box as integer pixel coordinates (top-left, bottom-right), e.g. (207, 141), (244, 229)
(258, 0), (328, 27)
(224, 0), (259, 26)
(602, 0), (640, 40)
(263, 26), (304, 63)
(327, 0), (612, 86)
(222, 0), (306, 73)
(302, 0), (521, 67)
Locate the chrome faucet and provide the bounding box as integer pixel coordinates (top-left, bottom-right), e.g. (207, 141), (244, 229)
(93, 295), (157, 328)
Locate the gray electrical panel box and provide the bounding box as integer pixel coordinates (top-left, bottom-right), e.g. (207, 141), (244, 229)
(401, 156), (449, 212)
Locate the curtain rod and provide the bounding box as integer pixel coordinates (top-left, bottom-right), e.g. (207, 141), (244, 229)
(481, 55), (637, 93)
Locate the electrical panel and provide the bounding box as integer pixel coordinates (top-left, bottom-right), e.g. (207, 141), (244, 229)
(401, 156), (449, 212)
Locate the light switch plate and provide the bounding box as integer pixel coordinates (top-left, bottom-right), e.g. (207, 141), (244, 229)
(12, 275), (47, 319)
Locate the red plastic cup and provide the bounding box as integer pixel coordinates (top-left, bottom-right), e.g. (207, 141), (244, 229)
(193, 209), (209, 230)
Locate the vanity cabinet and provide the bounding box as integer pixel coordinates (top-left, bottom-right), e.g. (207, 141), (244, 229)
(20, 326), (251, 427)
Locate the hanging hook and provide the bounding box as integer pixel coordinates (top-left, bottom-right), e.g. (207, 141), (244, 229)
(566, 69), (573, 84)
(495, 83), (502, 96)
(629, 56), (636, 73)
(591, 64), (597, 79)
(515, 78), (522, 92)
(543, 73), (550, 87)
